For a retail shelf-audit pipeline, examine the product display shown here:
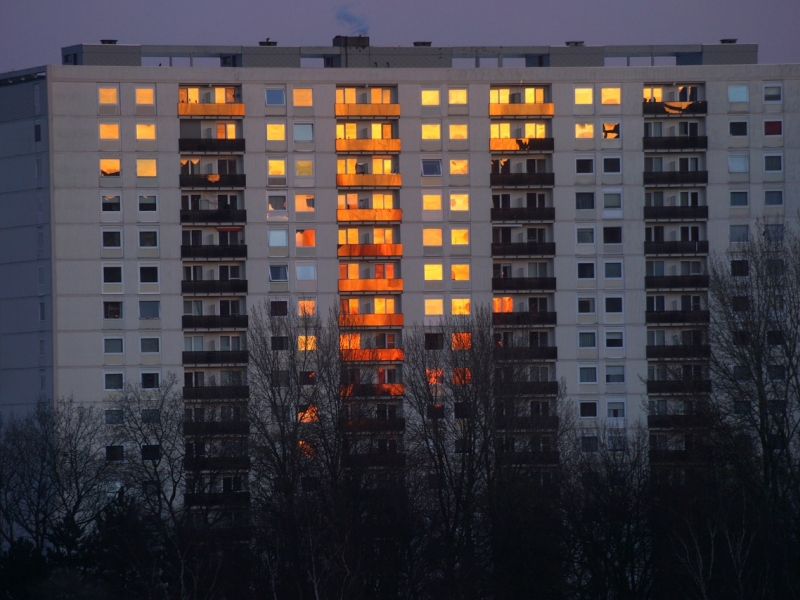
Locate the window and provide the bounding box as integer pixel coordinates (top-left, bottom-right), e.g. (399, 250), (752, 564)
(601, 87), (621, 104)
(765, 190), (783, 206)
(451, 228), (469, 245)
(105, 446), (124, 461)
(138, 195), (157, 212)
(103, 302), (122, 319)
(270, 300), (288, 316)
(424, 264), (443, 280)
(141, 338), (160, 353)
(604, 262), (622, 279)
(730, 225), (749, 243)
(136, 123), (156, 140)
(449, 159), (468, 175)
(453, 368), (472, 385)
(105, 409), (123, 425)
(579, 332), (596, 348)
(576, 158), (594, 174)
(728, 85), (748, 102)
(295, 159), (314, 176)
(579, 402), (597, 417)
(603, 227), (622, 244)
(424, 298), (444, 316)
(605, 332), (623, 348)
(98, 86), (118, 105)
(99, 123), (119, 140)
(268, 195), (287, 212)
(102, 195), (120, 212)
(605, 297), (623, 313)
(729, 121), (748, 136)
(292, 88), (313, 106)
(450, 193), (469, 212)
(451, 264), (470, 281)
(764, 120), (782, 136)
(268, 229), (288, 247)
(603, 193), (622, 209)
(452, 332), (471, 350)
(728, 156), (749, 173)
(575, 87), (593, 104)
(581, 436), (599, 453)
(103, 266), (122, 283)
(298, 335), (317, 351)
(139, 266), (158, 283)
(606, 365), (625, 383)
(764, 154), (783, 172)
(295, 229), (315, 248)
(141, 445), (161, 461)
(139, 301), (160, 319)
(268, 158), (287, 179)
(764, 224), (784, 243)
(730, 191), (748, 206)
(575, 123), (594, 139)
(100, 159), (120, 177)
(731, 260), (749, 276)
(102, 231), (121, 248)
(293, 123), (313, 142)
(763, 84), (782, 103)
(577, 263), (595, 279)
(577, 228), (595, 244)
(579, 366), (597, 383)
(578, 298), (596, 314)
(576, 192), (595, 209)
(136, 159), (157, 177)
(421, 123), (441, 139)
(423, 193), (442, 211)
(451, 298), (471, 315)
(421, 159), (442, 176)
(603, 157), (621, 174)
(266, 88), (286, 106)
(139, 231), (157, 247)
(422, 228), (442, 246)
(269, 265), (288, 282)
(105, 373), (124, 390)
(421, 89), (440, 105)
(135, 87), (155, 105)
(602, 122), (620, 139)
(296, 263), (317, 280)
(298, 299), (316, 316)
(448, 89), (467, 105)
(266, 122), (286, 140)
(104, 338), (123, 354)
(141, 372), (160, 389)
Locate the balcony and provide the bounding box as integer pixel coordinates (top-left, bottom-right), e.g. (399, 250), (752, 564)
(338, 278), (403, 293)
(180, 174), (246, 188)
(643, 171), (708, 186)
(491, 207), (555, 221)
(180, 209), (247, 224)
(492, 277), (557, 291)
(340, 383), (405, 398)
(343, 453), (406, 468)
(644, 206), (708, 221)
(492, 312), (557, 326)
(343, 418), (405, 433)
(181, 245), (247, 259)
(339, 314), (404, 328)
(645, 275), (709, 290)
(182, 315), (249, 329)
(184, 492), (250, 507)
(184, 456), (250, 471)
(646, 380), (712, 395)
(334, 103), (401, 117)
(490, 173), (554, 187)
(336, 174), (401, 188)
(337, 243), (402, 258)
(341, 348), (405, 362)
(178, 103), (245, 117)
(643, 136), (707, 151)
(491, 242), (556, 257)
(647, 414), (706, 429)
(644, 241), (709, 255)
(337, 209), (402, 222)
(494, 347), (558, 361)
(489, 103), (555, 117)
(182, 280), (248, 295)
(646, 345), (711, 359)
(496, 381), (559, 396)
(642, 101), (707, 117)
(646, 310), (710, 325)
(335, 139), (401, 153)
(179, 139), (246, 153)
(183, 385), (249, 400)
(184, 421), (250, 436)
(497, 451), (560, 466)
(182, 350), (249, 365)
(495, 415), (559, 430)
(489, 138), (554, 152)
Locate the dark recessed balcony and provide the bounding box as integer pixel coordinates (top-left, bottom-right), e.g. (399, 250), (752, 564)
(644, 206), (708, 220)
(182, 350), (249, 365)
(490, 207), (555, 221)
(496, 450), (560, 466)
(495, 381), (559, 396)
(184, 421), (250, 436)
(179, 139), (246, 153)
(647, 414), (707, 429)
(180, 174), (246, 188)
(642, 101), (707, 116)
(489, 138), (555, 152)
(182, 315), (249, 329)
(492, 312), (557, 326)
(644, 241), (709, 255)
(646, 310), (710, 325)
(645, 275), (709, 290)
(184, 492), (250, 507)
(490, 172), (555, 187)
(494, 346), (558, 361)
(491, 242), (556, 257)
(495, 415), (559, 430)
(180, 209), (247, 224)
(343, 418), (406, 433)
(643, 171), (708, 186)
(643, 136), (707, 151)
(646, 345), (711, 359)
(184, 456), (250, 471)
(342, 453), (406, 469)
(492, 277), (557, 291)
(182, 280), (248, 295)
(181, 245), (247, 259)
(182, 385), (249, 400)
(646, 380), (712, 395)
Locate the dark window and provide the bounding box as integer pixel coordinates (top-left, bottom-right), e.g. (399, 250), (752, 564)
(270, 300), (288, 316)
(141, 409), (160, 424)
(139, 267), (158, 283)
(731, 260), (749, 276)
(421, 159), (442, 176)
(603, 227), (622, 244)
(104, 302), (122, 319)
(603, 157), (621, 173)
(139, 301), (160, 319)
(425, 333), (444, 350)
(141, 444), (161, 461)
(299, 371), (316, 385)
(579, 402), (597, 417)
(765, 191), (783, 206)
(733, 331), (750, 345)
(605, 297), (623, 313)
(732, 296), (749, 312)
(34, 123), (42, 142)
(764, 121), (782, 136)
(575, 192), (595, 209)
(139, 231), (158, 247)
(577, 263), (595, 279)
(103, 266), (122, 283)
(102, 195), (121, 212)
(141, 373), (160, 389)
(103, 231), (121, 247)
(427, 404), (445, 419)
(581, 436), (599, 452)
(576, 159), (594, 174)
(729, 121), (748, 136)
(768, 365), (785, 380)
(106, 445), (124, 461)
(138, 195), (157, 211)
(271, 336), (289, 351)
(767, 330), (784, 345)
(105, 410), (123, 425)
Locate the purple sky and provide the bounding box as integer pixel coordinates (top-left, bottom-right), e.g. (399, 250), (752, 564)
(1, 0), (798, 73)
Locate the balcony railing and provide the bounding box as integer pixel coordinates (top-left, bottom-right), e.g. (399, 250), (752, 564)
(335, 139), (401, 153)
(182, 385), (249, 400)
(643, 136), (707, 151)
(489, 138), (555, 152)
(647, 414), (706, 429)
(338, 314), (405, 327)
(178, 103), (245, 117)
(342, 453), (406, 468)
(646, 345), (711, 359)
(644, 206), (708, 220)
(184, 492), (250, 507)
(182, 350), (249, 365)
(337, 209), (402, 222)
(337, 243), (402, 258)
(491, 207), (555, 221)
(182, 315), (249, 329)
(642, 101), (707, 116)
(645, 275), (709, 289)
(644, 241), (709, 255)
(341, 348), (405, 362)
(343, 418), (406, 432)
(181, 245), (247, 259)
(338, 278), (403, 293)
(646, 380), (712, 395)
(646, 310), (710, 324)
(495, 381), (559, 396)
(334, 103), (401, 117)
(184, 456), (250, 471)
(180, 174), (246, 188)
(184, 421), (250, 436)
(489, 103), (555, 117)
(492, 277), (557, 291)
(495, 415), (559, 430)
(182, 280), (248, 294)
(179, 139), (246, 153)
(494, 347), (558, 361)
(336, 174), (401, 187)
(496, 450), (560, 466)
(492, 312), (557, 326)
(340, 383), (405, 397)
(180, 209), (247, 224)
(491, 242), (556, 256)
(490, 172), (555, 187)
(643, 171), (708, 186)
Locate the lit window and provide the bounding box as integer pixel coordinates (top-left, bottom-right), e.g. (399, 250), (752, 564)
(298, 335), (317, 350)
(422, 228), (443, 246)
(296, 263), (317, 280)
(98, 87), (118, 105)
(449, 159), (468, 175)
(575, 87), (593, 104)
(728, 85), (748, 102)
(643, 87), (662, 102)
(451, 229), (469, 245)
(490, 123), (510, 139)
(579, 366), (597, 383)
(424, 298), (444, 315)
(424, 264), (443, 280)
(451, 264), (470, 281)
(298, 299), (316, 316)
(453, 367), (472, 384)
(136, 159), (157, 177)
(427, 368), (443, 385)
(421, 123), (441, 139)
(601, 87), (621, 105)
(266, 88), (286, 106)
(295, 229), (316, 247)
(493, 296), (513, 313)
(295, 193), (315, 212)
(448, 89), (467, 105)
(423, 193), (442, 211)
(266, 123), (286, 140)
(764, 121), (782, 136)
(575, 123), (594, 139)
(135, 87), (155, 105)
(451, 298), (471, 315)
(421, 89), (440, 105)
(602, 122), (620, 139)
(100, 159), (120, 177)
(578, 332), (596, 348)
(136, 124), (156, 140)
(292, 88), (313, 106)
(293, 123), (313, 142)
(450, 193), (469, 211)
(452, 332), (471, 350)
(268, 159), (286, 176)
(449, 124), (468, 140)
(295, 159), (314, 176)
(728, 156), (749, 173)
(421, 159), (442, 176)
(99, 123), (119, 140)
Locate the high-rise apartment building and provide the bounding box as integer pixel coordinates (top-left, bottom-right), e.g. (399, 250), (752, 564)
(0, 39), (796, 487)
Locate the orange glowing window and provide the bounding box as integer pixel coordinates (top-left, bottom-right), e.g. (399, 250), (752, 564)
(452, 332), (472, 350)
(575, 123), (594, 139)
(421, 123), (441, 140)
(268, 159), (286, 176)
(135, 88), (154, 105)
(601, 87), (621, 105)
(448, 89), (467, 105)
(340, 334), (361, 349)
(335, 88), (357, 104)
(136, 124), (156, 140)
(423, 228), (443, 246)
(340, 298), (359, 314)
(449, 159), (469, 175)
(451, 229), (469, 245)
(298, 405), (318, 423)
(424, 264), (443, 281)
(450, 193), (469, 211)
(426, 368), (444, 385)
(338, 228), (359, 244)
(423, 193), (442, 211)
(336, 123), (357, 139)
(298, 440), (317, 457)
(298, 300), (316, 316)
(421, 89), (440, 106)
(266, 123), (286, 141)
(293, 88), (313, 107)
(453, 367), (472, 385)
(493, 297), (513, 313)
(449, 124), (468, 140)
(373, 192), (394, 209)
(98, 87), (118, 105)
(451, 298), (471, 315)
(451, 264), (470, 281)
(490, 123), (511, 139)
(99, 123), (119, 140)
(298, 335), (317, 351)
(296, 229), (316, 247)
(425, 298), (444, 316)
(374, 297), (395, 314)
(525, 122), (546, 138)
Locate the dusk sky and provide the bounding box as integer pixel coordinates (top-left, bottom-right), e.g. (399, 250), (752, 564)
(1, 0), (798, 73)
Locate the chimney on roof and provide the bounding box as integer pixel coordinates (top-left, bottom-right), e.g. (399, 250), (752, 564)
(259, 38), (278, 46)
(414, 41), (432, 47)
(720, 38), (737, 44)
(100, 39), (117, 45)
(333, 35), (370, 48)
(565, 41), (584, 47)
